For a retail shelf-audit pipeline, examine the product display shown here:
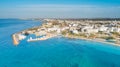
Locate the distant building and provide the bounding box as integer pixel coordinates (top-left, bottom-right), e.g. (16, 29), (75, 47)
(99, 25), (108, 32)
(72, 30), (79, 34)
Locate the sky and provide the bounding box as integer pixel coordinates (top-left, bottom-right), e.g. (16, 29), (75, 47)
(0, 0), (120, 18)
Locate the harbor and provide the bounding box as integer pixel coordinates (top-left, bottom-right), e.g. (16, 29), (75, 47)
(27, 34), (57, 42)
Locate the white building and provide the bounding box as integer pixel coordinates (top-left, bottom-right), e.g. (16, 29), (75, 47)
(18, 34), (26, 40)
(38, 31), (46, 35)
(61, 27), (69, 31)
(47, 28), (58, 32)
(72, 30), (79, 34)
(73, 24), (78, 27)
(115, 28), (120, 32)
(108, 27), (120, 32)
(99, 25), (108, 32)
(88, 29), (99, 33)
(57, 29), (61, 33)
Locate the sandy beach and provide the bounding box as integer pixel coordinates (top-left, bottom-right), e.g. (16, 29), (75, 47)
(63, 35), (120, 47)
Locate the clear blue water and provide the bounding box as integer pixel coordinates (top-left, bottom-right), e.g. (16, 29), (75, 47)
(0, 19), (120, 67)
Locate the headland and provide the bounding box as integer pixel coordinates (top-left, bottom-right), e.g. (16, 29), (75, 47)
(12, 18), (120, 46)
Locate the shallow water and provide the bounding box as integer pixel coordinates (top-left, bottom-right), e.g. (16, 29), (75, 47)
(0, 19), (120, 67)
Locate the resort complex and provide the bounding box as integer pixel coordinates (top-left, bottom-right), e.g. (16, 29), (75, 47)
(12, 19), (120, 45)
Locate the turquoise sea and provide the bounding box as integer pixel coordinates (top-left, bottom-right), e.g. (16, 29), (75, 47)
(0, 19), (120, 67)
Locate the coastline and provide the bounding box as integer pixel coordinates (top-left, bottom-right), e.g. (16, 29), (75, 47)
(63, 35), (120, 47)
(11, 19), (120, 46)
(26, 33), (120, 47)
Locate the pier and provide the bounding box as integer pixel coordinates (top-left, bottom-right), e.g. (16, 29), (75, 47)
(12, 34), (19, 45)
(27, 34), (57, 42)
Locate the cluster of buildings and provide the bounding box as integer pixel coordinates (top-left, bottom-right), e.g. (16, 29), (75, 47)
(44, 19), (120, 35)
